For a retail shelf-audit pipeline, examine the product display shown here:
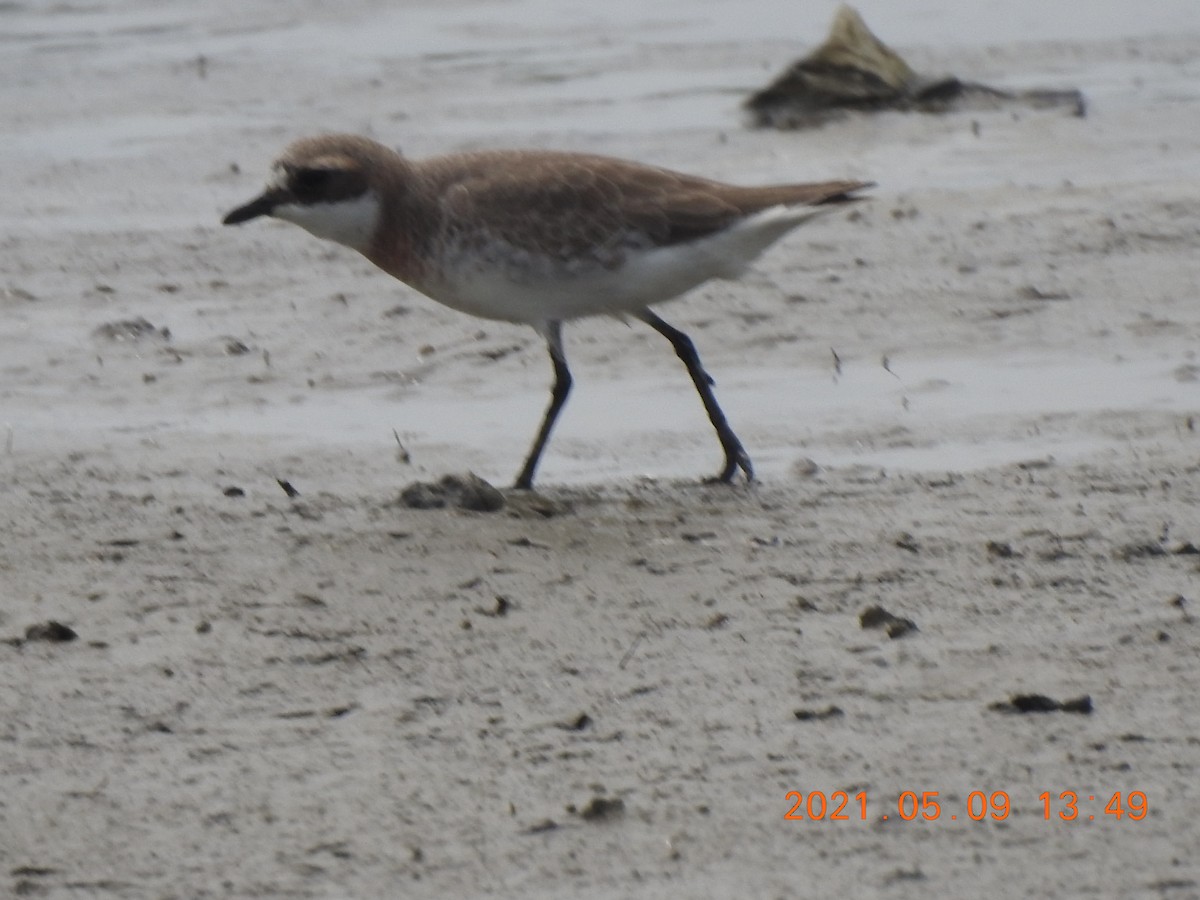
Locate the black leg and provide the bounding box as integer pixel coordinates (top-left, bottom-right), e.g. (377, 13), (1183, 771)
(637, 310), (753, 483)
(514, 321), (571, 490)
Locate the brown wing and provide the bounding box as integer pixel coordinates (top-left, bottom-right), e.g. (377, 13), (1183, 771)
(425, 151), (870, 258)
(631, 177), (872, 244)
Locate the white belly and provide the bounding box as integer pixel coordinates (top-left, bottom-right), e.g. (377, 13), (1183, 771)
(418, 204), (828, 326)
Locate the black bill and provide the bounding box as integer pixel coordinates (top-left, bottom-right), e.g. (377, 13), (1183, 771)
(222, 189), (287, 225)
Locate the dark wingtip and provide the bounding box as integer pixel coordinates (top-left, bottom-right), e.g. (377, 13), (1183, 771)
(818, 181), (875, 205)
(222, 191), (278, 225)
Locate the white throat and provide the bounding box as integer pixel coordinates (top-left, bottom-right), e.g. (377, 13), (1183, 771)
(274, 191), (381, 253)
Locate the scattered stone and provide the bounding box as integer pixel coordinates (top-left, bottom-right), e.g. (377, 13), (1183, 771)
(399, 473), (505, 512)
(92, 317), (170, 342)
(746, 5), (1085, 128)
(575, 796), (625, 822)
(859, 605), (918, 638)
(883, 868), (928, 885)
(1118, 542), (1168, 560)
(1018, 285), (1071, 301)
(989, 693), (1093, 714)
(223, 486), (245, 498)
(477, 596), (512, 618)
(507, 536), (549, 549)
(1016, 457), (1055, 471)
(399, 481), (447, 509)
(480, 343), (522, 361)
(986, 540), (1019, 559)
(557, 712), (592, 732)
(25, 621), (78, 643)
(794, 705), (845, 722)
(276, 479), (300, 498)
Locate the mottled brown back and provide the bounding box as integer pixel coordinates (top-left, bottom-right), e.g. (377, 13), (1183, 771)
(417, 150), (870, 258)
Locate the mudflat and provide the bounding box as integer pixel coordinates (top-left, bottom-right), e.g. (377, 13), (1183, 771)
(2, 2), (1199, 896)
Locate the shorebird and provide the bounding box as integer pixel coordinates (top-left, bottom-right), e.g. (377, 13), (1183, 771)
(222, 134), (869, 488)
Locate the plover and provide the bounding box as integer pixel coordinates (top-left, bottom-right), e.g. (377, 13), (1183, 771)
(223, 134), (869, 488)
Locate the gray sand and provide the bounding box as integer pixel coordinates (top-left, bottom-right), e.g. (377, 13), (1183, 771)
(3, 1), (1199, 897)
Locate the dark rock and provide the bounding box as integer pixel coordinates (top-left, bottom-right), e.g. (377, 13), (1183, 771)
(990, 693), (1093, 714)
(794, 705), (844, 722)
(25, 621), (78, 643)
(747, 6), (1085, 129)
(576, 797), (625, 822)
(399, 473), (505, 512)
(859, 604), (918, 638)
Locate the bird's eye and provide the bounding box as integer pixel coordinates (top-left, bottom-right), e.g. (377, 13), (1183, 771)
(292, 168), (333, 194)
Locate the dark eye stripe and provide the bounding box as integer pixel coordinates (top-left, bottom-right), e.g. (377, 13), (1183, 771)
(292, 168), (333, 191)
(282, 164), (369, 204)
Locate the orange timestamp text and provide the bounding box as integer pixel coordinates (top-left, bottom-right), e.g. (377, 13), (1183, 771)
(784, 790), (1148, 822)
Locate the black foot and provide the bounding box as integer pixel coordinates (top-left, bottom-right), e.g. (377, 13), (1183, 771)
(711, 443), (755, 484)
